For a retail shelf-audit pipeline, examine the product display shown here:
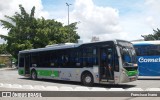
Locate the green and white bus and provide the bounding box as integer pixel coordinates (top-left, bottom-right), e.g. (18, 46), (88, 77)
(18, 39), (138, 86)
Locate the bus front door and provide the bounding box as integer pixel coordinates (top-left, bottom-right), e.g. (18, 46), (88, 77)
(100, 47), (114, 81)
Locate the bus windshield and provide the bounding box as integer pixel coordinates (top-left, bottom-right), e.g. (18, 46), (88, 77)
(117, 40), (137, 67)
(120, 46), (137, 67)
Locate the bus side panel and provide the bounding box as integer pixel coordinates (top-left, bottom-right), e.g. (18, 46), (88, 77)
(18, 67), (25, 76)
(138, 56), (160, 76)
(35, 68), (82, 81)
(34, 67), (100, 83)
(133, 43), (160, 76)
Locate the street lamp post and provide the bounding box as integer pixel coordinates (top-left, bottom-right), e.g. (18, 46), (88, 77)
(66, 3), (72, 42)
(66, 3), (71, 25)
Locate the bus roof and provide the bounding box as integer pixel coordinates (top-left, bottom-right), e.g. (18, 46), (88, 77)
(19, 43), (81, 53)
(132, 40), (160, 46)
(19, 39), (129, 53)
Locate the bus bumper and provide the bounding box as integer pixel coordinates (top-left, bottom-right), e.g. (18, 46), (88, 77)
(119, 72), (138, 83)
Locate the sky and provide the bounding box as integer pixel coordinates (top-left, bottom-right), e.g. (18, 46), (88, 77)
(0, 0), (160, 43)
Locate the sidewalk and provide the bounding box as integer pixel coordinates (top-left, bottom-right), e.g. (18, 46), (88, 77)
(138, 76), (160, 80)
(0, 67), (17, 71)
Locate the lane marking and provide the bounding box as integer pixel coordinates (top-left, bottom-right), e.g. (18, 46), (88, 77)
(33, 85), (45, 90)
(1, 83), (159, 91)
(74, 87), (90, 91)
(0, 83), (3, 87)
(2, 84), (12, 88)
(11, 84), (22, 88)
(108, 88), (124, 91)
(145, 88), (160, 91)
(22, 85), (34, 89)
(126, 88), (144, 91)
(45, 86), (59, 91)
(59, 86), (74, 91)
(91, 87), (107, 91)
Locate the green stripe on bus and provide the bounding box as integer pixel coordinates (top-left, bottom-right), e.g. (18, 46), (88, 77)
(18, 69), (24, 75)
(127, 70), (138, 76)
(37, 70), (59, 77)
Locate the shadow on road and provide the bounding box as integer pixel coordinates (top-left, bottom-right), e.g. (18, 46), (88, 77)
(138, 78), (160, 80)
(19, 77), (136, 89)
(138, 76), (160, 80)
(93, 84), (136, 89)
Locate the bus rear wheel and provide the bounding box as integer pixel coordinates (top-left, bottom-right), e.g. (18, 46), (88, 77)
(81, 73), (93, 86)
(31, 70), (37, 80)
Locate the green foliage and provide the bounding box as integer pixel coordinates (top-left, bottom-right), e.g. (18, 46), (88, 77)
(142, 28), (160, 41)
(0, 5), (80, 60)
(0, 44), (8, 54)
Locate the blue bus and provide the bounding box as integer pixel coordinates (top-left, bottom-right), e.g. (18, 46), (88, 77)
(132, 41), (160, 76)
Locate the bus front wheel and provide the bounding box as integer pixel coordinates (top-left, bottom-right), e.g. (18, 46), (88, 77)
(31, 70), (37, 80)
(81, 73), (93, 86)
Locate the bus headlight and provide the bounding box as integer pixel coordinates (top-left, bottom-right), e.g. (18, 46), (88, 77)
(133, 64), (138, 67)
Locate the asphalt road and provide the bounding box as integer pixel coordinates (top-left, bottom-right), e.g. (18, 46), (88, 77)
(0, 68), (160, 100)
(1, 68), (160, 89)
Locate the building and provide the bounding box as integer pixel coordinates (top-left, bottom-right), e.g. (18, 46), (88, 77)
(0, 54), (12, 68)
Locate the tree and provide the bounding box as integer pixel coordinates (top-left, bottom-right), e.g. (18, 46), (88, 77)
(0, 5), (80, 60)
(153, 28), (160, 40)
(142, 28), (160, 41)
(0, 5), (36, 59)
(0, 44), (8, 54)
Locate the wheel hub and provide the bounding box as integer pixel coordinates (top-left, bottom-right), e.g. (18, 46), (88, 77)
(85, 76), (91, 83)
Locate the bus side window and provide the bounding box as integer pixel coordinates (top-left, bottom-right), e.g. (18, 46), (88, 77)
(19, 57), (24, 67)
(82, 47), (94, 67)
(78, 48), (83, 67)
(75, 49), (81, 67)
(31, 53), (38, 67)
(147, 45), (160, 56)
(93, 47), (98, 65)
(50, 51), (58, 68)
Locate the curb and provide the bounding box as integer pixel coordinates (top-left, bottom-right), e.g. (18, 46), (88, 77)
(0, 68), (17, 71)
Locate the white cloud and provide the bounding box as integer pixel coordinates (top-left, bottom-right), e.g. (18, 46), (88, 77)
(119, 14), (151, 41)
(145, 0), (160, 29)
(69, 0), (160, 42)
(0, 0), (50, 43)
(145, 0), (160, 13)
(117, 0), (160, 41)
(1, 0), (160, 43)
(69, 0), (123, 42)
(0, 0), (49, 19)
(67, 0), (154, 42)
(146, 16), (156, 28)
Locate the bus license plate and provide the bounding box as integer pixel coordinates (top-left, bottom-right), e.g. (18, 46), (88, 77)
(130, 77), (135, 81)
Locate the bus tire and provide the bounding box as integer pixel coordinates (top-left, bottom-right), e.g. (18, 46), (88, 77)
(31, 70), (37, 80)
(81, 72), (93, 86)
